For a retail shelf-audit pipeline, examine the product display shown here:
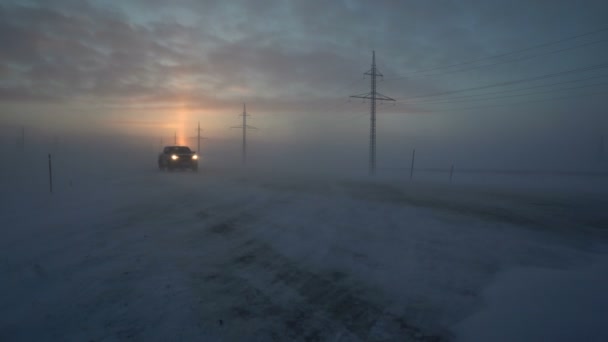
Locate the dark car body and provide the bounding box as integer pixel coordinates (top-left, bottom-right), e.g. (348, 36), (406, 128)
(158, 146), (199, 171)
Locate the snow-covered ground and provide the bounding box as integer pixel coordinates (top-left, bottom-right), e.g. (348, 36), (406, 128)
(1, 151), (608, 341)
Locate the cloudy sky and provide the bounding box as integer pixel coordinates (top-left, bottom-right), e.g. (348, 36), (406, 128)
(1, 0), (607, 170)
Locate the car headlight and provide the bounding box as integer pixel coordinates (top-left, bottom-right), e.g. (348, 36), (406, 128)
(171, 154), (179, 160)
(192, 154), (198, 160)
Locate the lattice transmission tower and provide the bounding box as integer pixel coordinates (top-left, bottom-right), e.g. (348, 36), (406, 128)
(231, 104), (257, 166)
(350, 51), (395, 176)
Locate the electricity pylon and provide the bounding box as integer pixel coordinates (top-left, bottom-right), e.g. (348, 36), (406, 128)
(231, 103), (257, 166)
(195, 121), (203, 153)
(188, 121), (208, 152)
(350, 51), (395, 176)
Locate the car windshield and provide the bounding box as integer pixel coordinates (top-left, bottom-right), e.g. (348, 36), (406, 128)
(168, 147), (190, 153)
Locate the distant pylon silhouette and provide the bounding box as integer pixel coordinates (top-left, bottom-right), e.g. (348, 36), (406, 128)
(350, 51), (395, 176)
(231, 104), (257, 166)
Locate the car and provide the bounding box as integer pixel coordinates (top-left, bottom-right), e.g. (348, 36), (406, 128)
(158, 146), (199, 171)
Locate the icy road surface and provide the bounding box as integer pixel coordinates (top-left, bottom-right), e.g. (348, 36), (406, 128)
(1, 168), (607, 341)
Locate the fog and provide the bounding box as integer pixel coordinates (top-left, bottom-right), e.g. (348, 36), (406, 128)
(2, 0), (608, 340)
(2, 120), (606, 191)
(2, 123), (608, 341)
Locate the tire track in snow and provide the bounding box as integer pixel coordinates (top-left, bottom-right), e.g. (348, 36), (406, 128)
(191, 216), (447, 341)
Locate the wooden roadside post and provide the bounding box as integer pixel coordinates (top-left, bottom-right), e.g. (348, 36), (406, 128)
(449, 164), (454, 183)
(48, 154), (53, 194)
(409, 149), (416, 180)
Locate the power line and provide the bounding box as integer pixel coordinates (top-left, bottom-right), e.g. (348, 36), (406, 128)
(407, 82), (608, 106)
(415, 90), (607, 113)
(406, 73), (608, 104)
(386, 26), (608, 79)
(394, 38), (608, 79)
(398, 62), (608, 101)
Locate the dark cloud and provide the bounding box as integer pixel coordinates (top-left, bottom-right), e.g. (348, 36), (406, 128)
(0, 0), (607, 119)
(0, 85), (62, 102)
(0, 0), (606, 172)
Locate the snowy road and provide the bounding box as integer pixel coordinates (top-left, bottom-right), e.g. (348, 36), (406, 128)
(1, 168), (607, 341)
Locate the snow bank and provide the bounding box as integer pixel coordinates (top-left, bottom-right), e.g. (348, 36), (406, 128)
(455, 254), (608, 342)
(1, 152), (607, 340)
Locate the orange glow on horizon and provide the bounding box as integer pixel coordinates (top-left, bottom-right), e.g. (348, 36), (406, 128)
(176, 106), (187, 146)
(101, 98), (241, 148)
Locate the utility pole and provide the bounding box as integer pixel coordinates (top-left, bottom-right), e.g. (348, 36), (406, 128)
(410, 148), (416, 180)
(174, 131), (177, 145)
(48, 154), (53, 194)
(196, 121), (202, 153)
(449, 163), (454, 183)
(231, 103), (257, 166)
(600, 134), (605, 162)
(188, 122), (208, 152)
(350, 51), (395, 176)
